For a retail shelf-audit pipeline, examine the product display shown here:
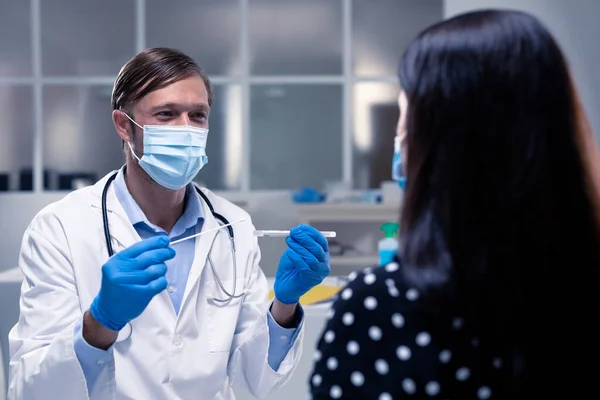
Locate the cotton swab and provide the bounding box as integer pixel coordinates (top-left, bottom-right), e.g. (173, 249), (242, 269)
(169, 218), (247, 245)
(253, 230), (337, 238)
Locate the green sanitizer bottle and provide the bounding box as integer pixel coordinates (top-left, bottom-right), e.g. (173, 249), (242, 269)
(378, 222), (399, 266)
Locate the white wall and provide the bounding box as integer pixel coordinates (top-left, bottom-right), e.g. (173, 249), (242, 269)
(445, 0), (600, 142)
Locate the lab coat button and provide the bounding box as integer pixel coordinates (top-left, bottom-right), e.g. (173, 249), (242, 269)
(174, 337), (183, 347)
(167, 285), (175, 293)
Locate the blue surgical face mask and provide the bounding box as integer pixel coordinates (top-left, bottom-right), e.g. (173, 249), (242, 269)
(392, 135), (406, 190)
(124, 113), (208, 190)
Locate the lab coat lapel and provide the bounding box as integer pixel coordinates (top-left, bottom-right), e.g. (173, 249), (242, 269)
(89, 172), (141, 252)
(182, 200), (219, 303)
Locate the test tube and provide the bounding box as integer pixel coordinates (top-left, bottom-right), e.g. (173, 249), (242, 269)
(254, 230), (337, 238)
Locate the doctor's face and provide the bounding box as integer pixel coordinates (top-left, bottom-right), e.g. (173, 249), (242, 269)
(115, 75), (211, 148)
(132, 76), (210, 129)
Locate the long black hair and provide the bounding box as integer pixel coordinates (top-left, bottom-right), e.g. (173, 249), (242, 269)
(398, 9), (600, 396)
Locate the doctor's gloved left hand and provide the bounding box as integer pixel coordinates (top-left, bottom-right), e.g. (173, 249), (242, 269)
(274, 225), (331, 305)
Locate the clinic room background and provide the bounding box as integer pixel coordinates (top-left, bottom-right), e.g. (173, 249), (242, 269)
(1, 0), (600, 399)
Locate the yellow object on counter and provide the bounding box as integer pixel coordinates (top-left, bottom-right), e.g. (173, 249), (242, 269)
(269, 285), (342, 305)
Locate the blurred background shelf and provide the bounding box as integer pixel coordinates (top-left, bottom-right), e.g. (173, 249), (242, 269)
(296, 203), (399, 223)
(330, 255), (378, 267)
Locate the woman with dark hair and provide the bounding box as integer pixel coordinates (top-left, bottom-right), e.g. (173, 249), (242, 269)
(310, 9), (600, 399)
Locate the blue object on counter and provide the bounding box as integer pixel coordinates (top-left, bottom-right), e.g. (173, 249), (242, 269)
(378, 222), (399, 266)
(292, 187), (326, 203)
(379, 249), (397, 265)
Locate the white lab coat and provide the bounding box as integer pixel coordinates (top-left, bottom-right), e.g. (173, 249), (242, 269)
(7, 172), (303, 400)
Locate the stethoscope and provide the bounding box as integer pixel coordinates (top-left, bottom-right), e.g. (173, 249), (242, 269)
(101, 171), (246, 306)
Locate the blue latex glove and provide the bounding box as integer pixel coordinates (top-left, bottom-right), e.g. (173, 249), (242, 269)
(274, 225), (331, 305)
(90, 235), (175, 331)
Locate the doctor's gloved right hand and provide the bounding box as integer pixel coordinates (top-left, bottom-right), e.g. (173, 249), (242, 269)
(90, 235), (175, 331)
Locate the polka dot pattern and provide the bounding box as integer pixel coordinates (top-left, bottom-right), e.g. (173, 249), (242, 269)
(330, 385), (342, 399)
(324, 331), (335, 343)
(425, 381), (440, 396)
(368, 326), (382, 341)
(342, 312), (354, 326)
(416, 332), (431, 347)
(406, 288), (419, 301)
(402, 378), (416, 394)
(350, 371), (364, 387)
(341, 288), (353, 300)
(347, 340), (360, 355)
(374, 359), (389, 375)
(397, 345), (411, 361)
(364, 273), (376, 285)
(309, 262), (504, 399)
(364, 296), (378, 310)
(391, 313), (405, 328)
(327, 357), (338, 371)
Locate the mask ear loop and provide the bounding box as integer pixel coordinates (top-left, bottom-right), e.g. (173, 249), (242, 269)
(122, 111), (144, 162)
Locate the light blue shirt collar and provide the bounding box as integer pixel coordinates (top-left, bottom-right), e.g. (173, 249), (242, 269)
(113, 166), (203, 237)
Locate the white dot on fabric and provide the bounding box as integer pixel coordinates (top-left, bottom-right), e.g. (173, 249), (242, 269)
(364, 296), (378, 310)
(385, 278), (395, 287)
(391, 313), (405, 328)
(386, 262), (399, 272)
(402, 378), (416, 394)
(347, 340), (360, 355)
(425, 381), (440, 396)
(327, 357), (338, 371)
(379, 393), (393, 400)
(314, 350), (322, 362)
(397, 345), (411, 361)
(439, 350), (452, 364)
(416, 332), (431, 347)
(364, 273), (376, 285)
(406, 288), (419, 301)
(341, 288), (353, 300)
(478, 386), (492, 399)
(330, 385), (342, 399)
(324, 330), (335, 343)
(375, 359), (389, 375)
(348, 271), (358, 281)
(388, 287), (400, 297)
(311, 374), (322, 387)
(327, 308), (335, 319)
(350, 371), (364, 387)
(493, 357), (503, 369)
(456, 367), (470, 381)
(452, 317), (464, 330)
(369, 326), (383, 341)
(342, 312), (355, 326)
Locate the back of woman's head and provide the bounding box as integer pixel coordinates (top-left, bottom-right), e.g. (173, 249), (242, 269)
(398, 9), (600, 394)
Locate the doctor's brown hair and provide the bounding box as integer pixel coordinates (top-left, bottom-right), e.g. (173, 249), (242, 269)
(111, 47), (213, 113)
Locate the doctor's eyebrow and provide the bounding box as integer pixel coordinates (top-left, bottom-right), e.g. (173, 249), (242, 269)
(150, 102), (210, 113)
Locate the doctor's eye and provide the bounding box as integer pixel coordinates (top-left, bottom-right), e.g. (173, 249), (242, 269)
(191, 112), (208, 122)
(156, 111), (174, 118)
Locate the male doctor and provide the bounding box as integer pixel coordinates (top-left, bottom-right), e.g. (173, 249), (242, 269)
(8, 48), (330, 399)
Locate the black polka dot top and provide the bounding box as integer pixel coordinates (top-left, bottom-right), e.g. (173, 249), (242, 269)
(309, 262), (506, 399)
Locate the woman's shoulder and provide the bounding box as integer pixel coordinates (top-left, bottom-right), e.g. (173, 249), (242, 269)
(335, 260), (422, 313)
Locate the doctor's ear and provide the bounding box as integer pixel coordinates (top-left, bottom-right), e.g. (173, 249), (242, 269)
(113, 110), (135, 143)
